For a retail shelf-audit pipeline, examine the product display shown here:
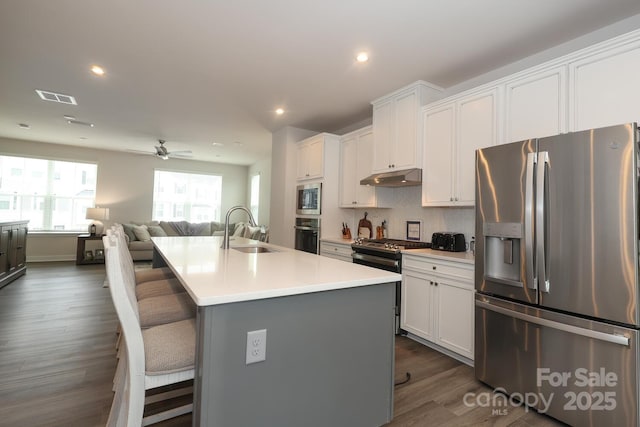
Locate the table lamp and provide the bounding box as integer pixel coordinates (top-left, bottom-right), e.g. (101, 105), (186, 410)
(86, 207), (109, 236)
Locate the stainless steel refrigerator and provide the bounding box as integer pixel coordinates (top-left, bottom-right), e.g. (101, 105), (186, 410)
(475, 123), (640, 426)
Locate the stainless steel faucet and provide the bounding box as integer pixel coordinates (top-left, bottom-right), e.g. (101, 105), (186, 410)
(222, 205), (258, 249)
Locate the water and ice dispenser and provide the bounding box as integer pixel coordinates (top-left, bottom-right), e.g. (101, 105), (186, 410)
(483, 222), (524, 287)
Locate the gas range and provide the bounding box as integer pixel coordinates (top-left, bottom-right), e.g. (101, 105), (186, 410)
(351, 238), (432, 336)
(352, 238), (432, 256)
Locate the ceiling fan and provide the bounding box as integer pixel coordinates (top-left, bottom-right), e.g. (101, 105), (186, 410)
(128, 140), (193, 160)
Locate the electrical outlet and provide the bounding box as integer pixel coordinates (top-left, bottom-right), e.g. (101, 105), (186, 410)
(246, 329), (267, 364)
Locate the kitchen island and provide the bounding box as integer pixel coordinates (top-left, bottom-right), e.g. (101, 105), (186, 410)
(151, 235), (401, 427)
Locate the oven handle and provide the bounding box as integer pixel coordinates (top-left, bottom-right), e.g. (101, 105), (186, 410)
(294, 226), (319, 232)
(352, 252), (399, 268)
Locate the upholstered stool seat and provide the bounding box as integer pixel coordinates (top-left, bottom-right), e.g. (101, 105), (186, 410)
(143, 318), (196, 374)
(135, 266), (175, 284)
(138, 292), (196, 329)
(136, 278), (185, 300)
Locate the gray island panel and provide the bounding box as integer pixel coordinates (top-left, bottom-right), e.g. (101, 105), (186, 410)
(195, 282), (396, 427)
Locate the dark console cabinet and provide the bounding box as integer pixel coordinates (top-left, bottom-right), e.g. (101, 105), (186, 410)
(0, 220), (28, 289)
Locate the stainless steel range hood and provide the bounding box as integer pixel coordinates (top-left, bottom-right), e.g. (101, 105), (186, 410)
(360, 168), (422, 187)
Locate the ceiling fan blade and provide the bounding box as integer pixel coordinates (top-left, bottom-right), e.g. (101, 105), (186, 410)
(168, 152), (193, 158)
(126, 149), (154, 156)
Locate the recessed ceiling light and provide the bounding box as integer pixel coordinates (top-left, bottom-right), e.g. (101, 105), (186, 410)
(275, 108), (284, 115)
(356, 52), (369, 63)
(91, 65), (105, 76)
(63, 114), (76, 121)
(18, 123), (30, 129)
(79, 136), (88, 140)
(212, 142), (225, 147)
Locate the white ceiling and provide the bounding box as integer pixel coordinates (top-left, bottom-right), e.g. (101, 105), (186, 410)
(1, 1), (640, 165)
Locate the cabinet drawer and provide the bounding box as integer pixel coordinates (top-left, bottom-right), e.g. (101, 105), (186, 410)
(403, 255), (473, 283)
(320, 242), (353, 259)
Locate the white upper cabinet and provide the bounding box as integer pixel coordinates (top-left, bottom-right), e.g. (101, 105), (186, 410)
(371, 81), (443, 173)
(504, 66), (567, 142)
(422, 87), (500, 207)
(569, 37), (640, 132)
(339, 126), (392, 208)
(296, 134), (325, 180)
(457, 89), (499, 204)
(422, 104), (455, 205)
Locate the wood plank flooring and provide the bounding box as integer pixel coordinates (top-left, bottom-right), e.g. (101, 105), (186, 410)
(0, 262), (564, 426)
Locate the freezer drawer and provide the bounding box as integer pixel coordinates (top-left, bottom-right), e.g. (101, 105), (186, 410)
(475, 294), (640, 426)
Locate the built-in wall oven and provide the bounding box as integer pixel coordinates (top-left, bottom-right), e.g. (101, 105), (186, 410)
(294, 217), (320, 254)
(296, 183), (321, 215)
(352, 238), (431, 334)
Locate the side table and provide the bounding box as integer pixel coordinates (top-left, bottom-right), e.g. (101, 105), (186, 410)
(76, 234), (105, 265)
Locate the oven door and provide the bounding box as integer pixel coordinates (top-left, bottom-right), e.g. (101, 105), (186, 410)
(294, 226), (319, 254)
(352, 252), (402, 335)
(352, 252), (399, 272)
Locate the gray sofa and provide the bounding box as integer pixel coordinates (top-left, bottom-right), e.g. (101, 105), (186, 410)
(121, 220), (269, 261)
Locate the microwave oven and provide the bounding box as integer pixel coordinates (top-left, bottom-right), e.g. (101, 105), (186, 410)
(296, 183), (321, 215)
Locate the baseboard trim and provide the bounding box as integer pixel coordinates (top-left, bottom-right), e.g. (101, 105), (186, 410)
(404, 332), (474, 367)
(27, 255), (76, 263)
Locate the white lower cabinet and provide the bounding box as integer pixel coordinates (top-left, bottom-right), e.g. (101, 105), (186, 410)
(401, 253), (474, 360)
(319, 240), (353, 263)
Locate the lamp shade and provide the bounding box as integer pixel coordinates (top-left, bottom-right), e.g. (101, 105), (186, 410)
(86, 207), (109, 235)
(86, 207), (109, 221)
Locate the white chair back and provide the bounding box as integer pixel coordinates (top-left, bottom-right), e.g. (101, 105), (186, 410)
(104, 235), (146, 425)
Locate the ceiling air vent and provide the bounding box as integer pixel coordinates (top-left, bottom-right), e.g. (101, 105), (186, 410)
(35, 89), (77, 105)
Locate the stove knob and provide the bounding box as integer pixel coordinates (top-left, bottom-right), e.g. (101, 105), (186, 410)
(393, 244), (399, 250)
(384, 243), (390, 249)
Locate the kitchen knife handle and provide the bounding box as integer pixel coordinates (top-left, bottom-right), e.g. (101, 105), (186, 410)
(525, 152), (536, 290)
(536, 151), (550, 293)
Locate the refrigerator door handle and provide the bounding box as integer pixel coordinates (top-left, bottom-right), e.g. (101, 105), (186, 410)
(536, 151), (550, 293)
(525, 152), (536, 290)
(476, 299), (630, 346)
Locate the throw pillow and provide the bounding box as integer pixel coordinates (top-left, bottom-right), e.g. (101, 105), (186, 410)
(122, 223), (138, 241)
(243, 226), (263, 241)
(132, 224), (152, 242)
(147, 225), (167, 237)
(189, 222), (211, 236)
(233, 222), (246, 237)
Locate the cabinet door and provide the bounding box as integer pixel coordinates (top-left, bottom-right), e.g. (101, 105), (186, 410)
(505, 66), (567, 142)
(393, 89), (419, 170)
(306, 137), (324, 179)
(435, 279), (474, 359)
(14, 225), (27, 269)
(422, 104), (455, 206)
(354, 129), (376, 206)
(456, 88), (499, 205)
(0, 226), (9, 281)
(6, 226), (17, 273)
(339, 136), (358, 207)
(569, 41), (640, 131)
(372, 100), (393, 173)
(296, 143), (310, 180)
(401, 270), (435, 341)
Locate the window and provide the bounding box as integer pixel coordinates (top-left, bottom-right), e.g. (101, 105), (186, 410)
(250, 174), (260, 220)
(0, 155), (97, 231)
(152, 170), (222, 222)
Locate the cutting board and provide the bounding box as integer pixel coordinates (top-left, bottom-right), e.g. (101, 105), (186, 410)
(358, 212), (372, 238)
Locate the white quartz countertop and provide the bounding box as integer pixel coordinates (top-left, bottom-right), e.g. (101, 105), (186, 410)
(152, 236), (400, 306)
(402, 248), (475, 265)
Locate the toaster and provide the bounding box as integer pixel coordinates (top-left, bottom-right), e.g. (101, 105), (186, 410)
(431, 232), (466, 252)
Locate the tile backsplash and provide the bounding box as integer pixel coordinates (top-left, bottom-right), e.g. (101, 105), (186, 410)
(344, 186), (475, 245)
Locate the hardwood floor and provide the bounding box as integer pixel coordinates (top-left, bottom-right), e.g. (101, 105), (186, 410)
(0, 262), (563, 426)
